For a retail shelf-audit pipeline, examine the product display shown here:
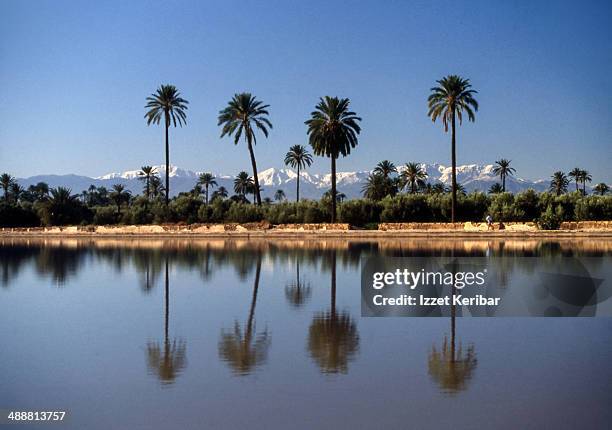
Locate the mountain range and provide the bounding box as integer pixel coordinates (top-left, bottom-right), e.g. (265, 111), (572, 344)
(17, 163), (552, 200)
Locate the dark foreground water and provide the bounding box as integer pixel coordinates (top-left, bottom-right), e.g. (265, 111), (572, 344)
(1, 238), (611, 430)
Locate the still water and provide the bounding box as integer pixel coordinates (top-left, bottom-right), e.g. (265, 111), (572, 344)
(1, 238), (611, 429)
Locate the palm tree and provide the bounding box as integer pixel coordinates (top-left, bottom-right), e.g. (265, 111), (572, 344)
(9, 183), (24, 203)
(568, 167), (582, 192)
(579, 169), (592, 195)
(373, 160), (397, 178)
(285, 260), (311, 308)
(401, 162), (428, 193)
(362, 173), (390, 201)
(593, 183), (609, 196)
(488, 183), (503, 194)
(492, 159), (515, 192)
(284, 145), (313, 202)
(307, 250), (359, 374)
(274, 189), (286, 202)
(218, 93), (272, 206)
(144, 84), (189, 205)
(211, 186), (228, 201)
(109, 184), (131, 215)
(550, 171), (569, 196)
(428, 75), (478, 222)
(305, 96), (362, 222)
(138, 166), (157, 199)
(28, 182), (49, 202)
(234, 171), (253, 200)
(1, 173), (16, 202)
(218, 252), (270, 375)
(432, 183), (446, 194)
(146, 258), (187, 385)
(197, 173), (217, 205)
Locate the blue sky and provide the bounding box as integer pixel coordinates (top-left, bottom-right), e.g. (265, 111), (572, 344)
(1, 0), (611, 182)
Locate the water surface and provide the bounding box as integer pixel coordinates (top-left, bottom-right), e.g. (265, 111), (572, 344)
(1, 238), (611, 429)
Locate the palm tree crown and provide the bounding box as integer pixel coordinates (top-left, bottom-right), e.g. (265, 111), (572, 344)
(138, 166), (157, 199)
(305, 96), (361, 222)
(579, 169), (592, 195)
(550, 171), (569, 196)
(401, 162), (428, 193)
(197, 173), (217, 205)
(373, 160), (397, 178)
(144, 84), (189, 205)
(593, 183), (609, 196)
(218, 93), (272, 206)
(1, 173), (16, 202)
(428, 75), (478, 222)
(492, 159), (516, 192)
(568, 167), (582, 192)
(234, 171), (254, 199)
(284, 145), (313, 202)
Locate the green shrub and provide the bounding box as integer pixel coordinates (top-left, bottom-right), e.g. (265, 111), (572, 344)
(93, 206), (118, 225)
(537, 205), (563, 230)
(380, 194), (432, 222)
(0, 203), (40, 227)
(226, 203), (264, 223)
(338, 199), (382, 226)
(170, 195), (202, 224)
(513, 189), (540, 221)
(574, 196), (612, 221)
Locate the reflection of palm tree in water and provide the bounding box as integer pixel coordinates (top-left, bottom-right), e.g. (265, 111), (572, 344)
(285, 261), (312, 308)
(218, 252), (270, 375)
(146, 258), (187, 385)
(308, 250), (359, 374)
(428, 259), (477, 394)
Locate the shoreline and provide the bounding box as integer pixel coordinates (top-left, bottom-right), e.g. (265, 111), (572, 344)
(2, 229), (612, 239)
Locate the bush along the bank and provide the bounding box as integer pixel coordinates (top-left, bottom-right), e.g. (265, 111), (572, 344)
(1, 188), (611, 228)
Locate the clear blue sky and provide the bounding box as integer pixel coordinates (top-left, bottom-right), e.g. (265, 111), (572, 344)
(1, 0), (611, 182)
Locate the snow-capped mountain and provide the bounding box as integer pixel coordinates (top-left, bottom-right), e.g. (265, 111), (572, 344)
(17, 163), (551, 200)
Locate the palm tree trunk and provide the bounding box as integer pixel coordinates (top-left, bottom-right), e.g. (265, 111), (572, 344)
(246, 253), (262, 337)
(205, 185), (209, 205)
(246, 132), (262, 206)
(502, 173), (506, 192)
(296, 165), (300, 202)
(165, 118), (170, 206)
(450, 110), (457, 223)
(164, 258), (169, 343)
(582, 180), (586, 195)
(331, 156), (337, 223)
(330, 250), (337, 320)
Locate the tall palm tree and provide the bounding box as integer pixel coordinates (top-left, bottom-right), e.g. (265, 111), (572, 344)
(144, 84), (189, 205)
(109, 184), (131, 215)
(488, 183), (503, 194)
(274, 189), (286, 202)
(593, 183), (609, 196)
(428, 262), (477, 394)
(197, 173), (217, 205)
(146, 258), (187, 385)
(138, 166), (157, 199)
(401, 162), (428, 193)
(234, 171), (253, 200)
(579, 169), (592, 195)
(492, 159), (515, 192)
(373, 160), (397, 178)
(284, 145), (313, 202)
(568, 167), (582, 192)
(1, 173), (16, 202)
(428, 75), (478, 222)
(550, 171), (569, 196)
(218, 93), (272, 206)
(305, 96), (362, 222)
(307, 250), (359, 374)
(218, 252), (270, 375)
